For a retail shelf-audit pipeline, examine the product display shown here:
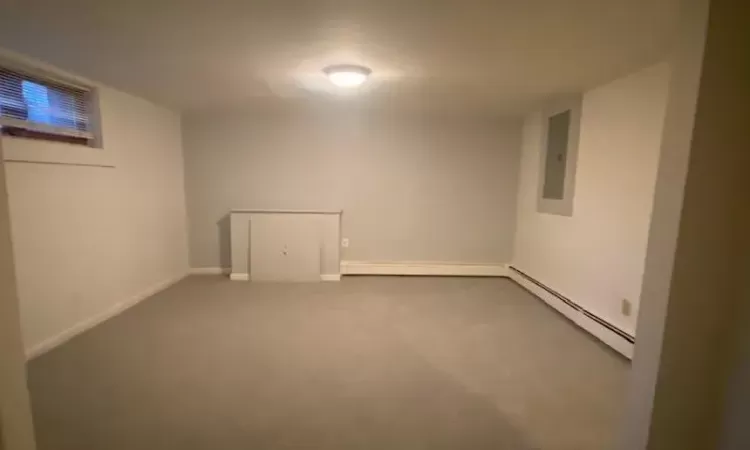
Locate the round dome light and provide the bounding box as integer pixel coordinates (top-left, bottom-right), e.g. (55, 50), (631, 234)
(323, 65), (372, 88)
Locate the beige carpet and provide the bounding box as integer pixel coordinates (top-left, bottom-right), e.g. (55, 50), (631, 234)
(28, 276), (628, 450)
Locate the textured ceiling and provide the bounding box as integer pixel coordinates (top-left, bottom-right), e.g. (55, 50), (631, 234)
(0, 0), (679, 115)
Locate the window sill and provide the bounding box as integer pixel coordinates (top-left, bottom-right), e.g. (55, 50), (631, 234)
(1, 136), (114, 168)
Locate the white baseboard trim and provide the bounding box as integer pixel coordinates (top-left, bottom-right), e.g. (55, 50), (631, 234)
(26, 272), (187, 360)
(190, 267), (230, 275)
(200, 270), (340, 282)
(341, 261), (509, 277)
(320, 274), (341, 281)
(508, 267), (634, 359)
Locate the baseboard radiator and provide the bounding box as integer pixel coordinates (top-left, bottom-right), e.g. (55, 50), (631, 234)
(508, 266), (635, 358)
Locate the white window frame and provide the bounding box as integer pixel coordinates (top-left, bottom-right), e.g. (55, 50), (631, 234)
(0, 51), (111, 167)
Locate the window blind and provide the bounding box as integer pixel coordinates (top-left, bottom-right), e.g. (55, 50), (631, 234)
(0, 67), (93, 139)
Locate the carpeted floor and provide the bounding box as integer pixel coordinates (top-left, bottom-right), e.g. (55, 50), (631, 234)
(28, 276), (628, 450)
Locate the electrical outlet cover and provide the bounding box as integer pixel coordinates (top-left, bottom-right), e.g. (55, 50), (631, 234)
(621, 299), (632, 317)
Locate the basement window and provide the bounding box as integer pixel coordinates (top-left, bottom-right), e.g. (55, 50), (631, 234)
(537, 96), (582, 216)
(0, 66), (96, 146)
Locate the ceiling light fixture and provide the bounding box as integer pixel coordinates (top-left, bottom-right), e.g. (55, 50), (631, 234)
(323, 65), (371, 88)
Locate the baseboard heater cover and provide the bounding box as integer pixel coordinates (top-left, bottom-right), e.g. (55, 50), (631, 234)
(509, 266), (635, 355)
(340, 261), (508, 277)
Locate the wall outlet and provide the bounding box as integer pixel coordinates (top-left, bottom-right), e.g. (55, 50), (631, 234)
(341, 238), (349, 248)
(621, 298), (633, 317)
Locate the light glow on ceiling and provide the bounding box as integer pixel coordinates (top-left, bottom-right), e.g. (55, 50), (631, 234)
(323, 65), (371, 88)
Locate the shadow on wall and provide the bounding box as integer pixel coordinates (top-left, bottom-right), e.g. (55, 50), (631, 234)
(217, 214), (231, 269)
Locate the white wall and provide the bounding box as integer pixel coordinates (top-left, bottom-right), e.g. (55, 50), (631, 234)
(2, 68), (189, 355)
(183, 107), (522, 270)
(0, 154), (36, 450)
(513, 62), (670, 336)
